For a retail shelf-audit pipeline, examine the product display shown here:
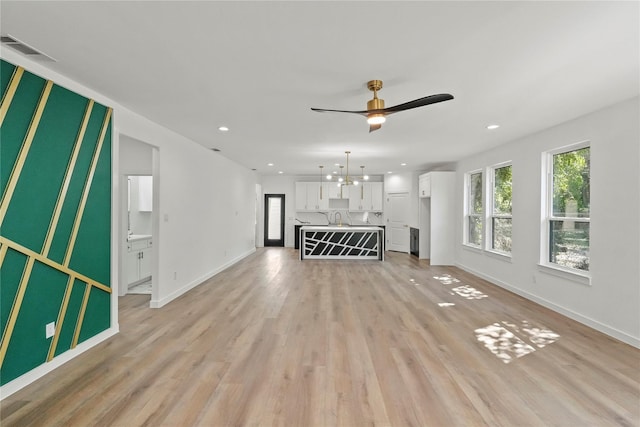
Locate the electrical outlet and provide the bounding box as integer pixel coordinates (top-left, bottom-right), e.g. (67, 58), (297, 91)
(46, 322), (55, 339)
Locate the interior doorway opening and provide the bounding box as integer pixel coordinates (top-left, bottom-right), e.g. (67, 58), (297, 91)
(124, 175), (153, 294)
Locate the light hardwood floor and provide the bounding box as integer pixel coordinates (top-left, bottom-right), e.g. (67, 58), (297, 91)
(2, 248), (639, 426)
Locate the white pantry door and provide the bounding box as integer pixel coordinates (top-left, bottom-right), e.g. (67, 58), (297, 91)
(386, 192), (409, 253)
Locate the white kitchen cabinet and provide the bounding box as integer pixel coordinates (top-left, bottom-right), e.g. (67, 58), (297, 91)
(418, 173), (431, 198)
(370, 182), (383, 211)
(295, 182), (308, 211)
(348, 182), (383, 211)
(295, 182), (329, 211)
(418, 172), (455, 265)
(126, 236), (152, 286)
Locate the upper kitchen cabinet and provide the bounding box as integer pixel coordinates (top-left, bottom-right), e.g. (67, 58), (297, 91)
(349, 182), (383, 211)
(295, 182), (329, 211)
(418, 173), (431, 198)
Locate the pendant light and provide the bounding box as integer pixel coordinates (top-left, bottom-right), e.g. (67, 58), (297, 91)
(319, 165), (324, 200)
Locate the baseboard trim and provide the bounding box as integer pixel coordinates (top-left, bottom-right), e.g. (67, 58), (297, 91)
(455, 262), (640, 349)
(0, 326), (119, 400)
(150, 247), (256, 308)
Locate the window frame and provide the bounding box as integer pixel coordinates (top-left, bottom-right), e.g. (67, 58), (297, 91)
(487, 162), (513, 257)
(464, 169), (484, 248)
(541, 140), (591, 279)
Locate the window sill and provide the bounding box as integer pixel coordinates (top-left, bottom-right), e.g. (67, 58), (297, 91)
(537, 263), (591, 286)
(462, 243), (483, 254)
(485, 249), (512, 262)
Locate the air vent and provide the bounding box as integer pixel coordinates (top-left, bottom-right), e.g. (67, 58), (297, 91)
(1, 34), (56, 61)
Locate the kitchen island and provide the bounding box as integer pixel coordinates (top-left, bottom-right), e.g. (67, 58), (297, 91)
(300, 225), (384, 260)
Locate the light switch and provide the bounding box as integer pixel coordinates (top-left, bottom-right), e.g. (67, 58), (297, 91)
(46, 322), (55, 338)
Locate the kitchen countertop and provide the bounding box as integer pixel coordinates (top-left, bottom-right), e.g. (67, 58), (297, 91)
(301, 225), (383, 231)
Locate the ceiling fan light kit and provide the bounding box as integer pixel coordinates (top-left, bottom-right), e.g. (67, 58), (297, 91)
(311, 79), (453, 132)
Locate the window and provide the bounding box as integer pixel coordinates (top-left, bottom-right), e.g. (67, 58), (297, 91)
(465, 171), (483, 247)
(489, 164), (512, 254)
(544, 143), (590, 272)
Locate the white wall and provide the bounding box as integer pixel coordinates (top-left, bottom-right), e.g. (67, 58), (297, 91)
(117, 109), (258, 307)
(455, 97), (640, 347)
(120, 135), (153, 175)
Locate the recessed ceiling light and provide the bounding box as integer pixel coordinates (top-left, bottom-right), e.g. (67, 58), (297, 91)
(267, 163), (274, 166)
(334, 163), (340, 166)
(400, 163), (407, 166)
(218, 126), (229, 132)
(387, 171), (393, 174)
(487, 124), (500, 130)
(278, 171), (284, 174)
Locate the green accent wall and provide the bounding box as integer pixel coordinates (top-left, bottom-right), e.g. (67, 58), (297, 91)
(0, 59), (112, 386)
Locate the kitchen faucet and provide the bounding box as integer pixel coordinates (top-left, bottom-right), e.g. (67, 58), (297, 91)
(335, 212), (342, 226)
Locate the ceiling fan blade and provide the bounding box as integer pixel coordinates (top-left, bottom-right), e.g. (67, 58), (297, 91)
(381, 93), (454, 114)
(369, 123), (382, 133)
(310, 107), (368, 116)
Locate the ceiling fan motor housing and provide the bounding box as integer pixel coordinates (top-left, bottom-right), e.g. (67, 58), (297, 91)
(367, 97), (384, 110)
(366, 79), (384, 110)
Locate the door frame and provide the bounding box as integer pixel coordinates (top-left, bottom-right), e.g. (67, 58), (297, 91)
(264, 194), (285, 247)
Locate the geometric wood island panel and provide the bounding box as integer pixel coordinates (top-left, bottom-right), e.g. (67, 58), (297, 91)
(302, 228), (382, 260)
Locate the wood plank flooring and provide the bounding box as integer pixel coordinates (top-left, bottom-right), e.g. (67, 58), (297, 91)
(2, 248), (639, 426)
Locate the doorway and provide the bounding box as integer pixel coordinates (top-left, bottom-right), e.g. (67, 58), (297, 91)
(118, 134), (158, 305)
(386, 192), (410, 252)
(125, 175), (153, 294)
(264, 194), (285, 247)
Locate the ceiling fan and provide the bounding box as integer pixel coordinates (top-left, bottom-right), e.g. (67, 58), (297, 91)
(311, 80), (454, 132)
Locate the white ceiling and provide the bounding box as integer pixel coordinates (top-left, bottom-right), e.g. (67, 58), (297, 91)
(1, 1), (638, 176)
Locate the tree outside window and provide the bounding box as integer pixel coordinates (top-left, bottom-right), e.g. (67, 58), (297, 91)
(548, 146), (590, 271)
(491, 165), (512, 253)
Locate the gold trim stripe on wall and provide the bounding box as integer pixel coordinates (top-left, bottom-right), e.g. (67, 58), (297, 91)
(0, 66), (24, 127)
(72, 284), (92, 349)
(0, 257), (35, 369)
(0, 243), (7, 268)
(0, 236), (110, 293)
(63, 107), (112, 267)
(0, 79), (53, 226)
(66, 108), (112, 344)
(47, 277), (75, 361)
(42, 99), (95, 256)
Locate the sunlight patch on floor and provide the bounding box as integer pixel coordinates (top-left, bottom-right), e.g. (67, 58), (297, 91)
(475, 321), (560, 363)
(433, 274), (461, 285)
(451, 285), (488, 299)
